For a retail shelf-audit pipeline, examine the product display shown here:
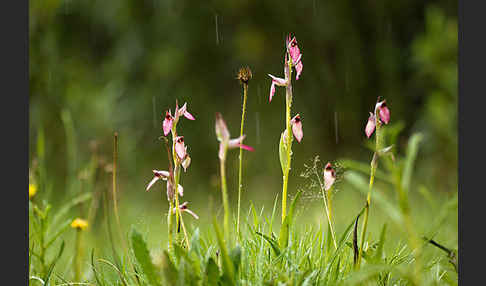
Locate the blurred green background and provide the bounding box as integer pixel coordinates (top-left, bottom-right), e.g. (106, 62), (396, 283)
(29, 0), (457, 241)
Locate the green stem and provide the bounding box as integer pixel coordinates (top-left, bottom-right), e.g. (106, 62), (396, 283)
(316, 171), (337, 249)
(282, 62), (293, 223)
(74, 229), (82, 281)
(237, 83), (248, 236)
(357, 114), (382, 268)
(220, 155), (230, 244)
(167, 199), (173, 251)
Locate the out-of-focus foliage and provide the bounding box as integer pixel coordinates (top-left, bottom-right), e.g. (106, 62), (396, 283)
(29, 0), (457, 207)
(411, 6), (458, 192)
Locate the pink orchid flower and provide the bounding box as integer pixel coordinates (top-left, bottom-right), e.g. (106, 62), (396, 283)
(290, 114), (303, 143)
(287, 35), (303, 80)
(162, 102), (195, 136)
(146, 170), (183, 200)
(176, 102), (196, 121)
(268, 34), (303, 102)
(163, 110), (174, 136)
(172, 201), (199, 219)
(215, 112), (254, 160)
(174, 136), (187, 160)
(364, 99), (391, 138)
(376, 100), (390, 124)
(323, 162), (336, 191)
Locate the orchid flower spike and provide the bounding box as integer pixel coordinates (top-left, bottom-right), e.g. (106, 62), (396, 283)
(290, 114), (303, 143)
(268, 34), (303, 102)
(323, 162), (336, 191)
(215, 112), (254, 160)
(172, 201), (199, 219)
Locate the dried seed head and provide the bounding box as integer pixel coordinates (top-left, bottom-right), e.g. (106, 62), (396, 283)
(237, 66), (252, 84)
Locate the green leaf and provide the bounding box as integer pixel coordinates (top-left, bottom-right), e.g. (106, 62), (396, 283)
(256, 232), (281, 256)
(162, 251), (178, 285)
(212, 217), (235, 283)
(344, 171), (403, 224)
(230, 246), (242, 276)
(401, 133), (423, 192)
(353, 214), (360, 266)
(373, 223), (387, 263)
(91, 249), (105, 286)
(130, 229), (161, 286)
(279, 190), (302, 248)
(204, 258), (219, 286)
(44, 241), (65, 285)
(279, 130), (289, 173)
(51, 192), (92, 228)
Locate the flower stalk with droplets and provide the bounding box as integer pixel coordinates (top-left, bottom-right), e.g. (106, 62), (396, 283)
(268, 34), (304, 223)
(357, 98), (391, 268)
(236, 66), (252, 236)
(215, 112), (254, 243)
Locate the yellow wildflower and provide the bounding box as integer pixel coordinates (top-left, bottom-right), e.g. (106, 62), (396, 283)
(29, 183), (37, 199)
(71, 218), (89, 230)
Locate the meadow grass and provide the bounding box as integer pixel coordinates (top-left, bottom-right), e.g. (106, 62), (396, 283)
(28, 129), (458, 285)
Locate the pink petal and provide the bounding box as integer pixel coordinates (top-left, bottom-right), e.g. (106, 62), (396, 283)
(238, 144), (254, 152)
(323, 163), (336, 191)
(269, 82), (276, 102)
(184, 208), (199, 219)
(269, 74), (287, 86)
(163, 111), (173, 136)
(175, 136), (186, 160)
(215, 113), (230, 142)
(295, 61), (303, 81)
(146, 176), (160, 191)
(377, 101), (390, 124)
(228, 135), (245, 148)
(365, 112), (376, 138)
(287, 36), (302, 65)
(290, 114), (303, 143)
(228, 136), (254, 151)
(177, 184), (183, 197)
(182, 155), (191, 172)
(184, 111), (195, 120)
